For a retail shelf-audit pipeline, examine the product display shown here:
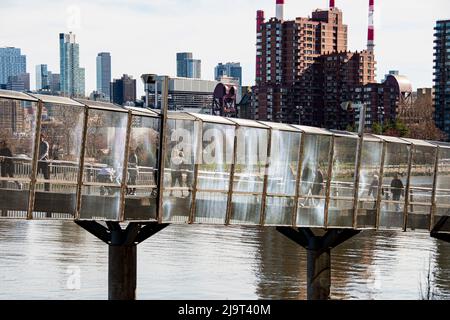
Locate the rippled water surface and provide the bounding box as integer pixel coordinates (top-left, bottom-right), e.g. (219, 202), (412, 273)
(0, 220), (449, 300)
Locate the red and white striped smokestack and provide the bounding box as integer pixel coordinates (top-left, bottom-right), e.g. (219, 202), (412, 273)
(276, 0), (284, 21)
(330, 0), (335, 8)
(367, 0), (375, 52)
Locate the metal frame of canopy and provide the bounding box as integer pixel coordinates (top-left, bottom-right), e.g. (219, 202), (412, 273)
(27, 94), (85, 220)
(0, 89), (449, 232)
(372, 135), (412, 230)
(159, 112), (199, 224)
(186, 113), (236, 224)
(228, 118), (271, 225)
(290, 125), (334, 228)
(257, 121), (302, 226)
(0, 90), (39, 219)
(429, 141), (450, 233)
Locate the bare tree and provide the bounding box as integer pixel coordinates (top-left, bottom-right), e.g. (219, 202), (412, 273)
(398, 93), (447, 141)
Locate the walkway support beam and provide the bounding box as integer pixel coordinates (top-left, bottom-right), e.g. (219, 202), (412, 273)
(75, 221), (169, 300)
(277, 227), (360, 300)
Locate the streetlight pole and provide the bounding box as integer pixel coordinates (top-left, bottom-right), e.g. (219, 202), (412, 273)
(296, 105), (303, 125)
(352, 102), (367, 229)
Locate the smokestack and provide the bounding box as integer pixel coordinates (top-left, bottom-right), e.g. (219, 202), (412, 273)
(367, 0), (375, 52)
(330, 0), (335, 8)
(276, 0), (284, 21)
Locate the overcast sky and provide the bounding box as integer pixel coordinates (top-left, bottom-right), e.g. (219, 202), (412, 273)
(1, 0), (449, 96)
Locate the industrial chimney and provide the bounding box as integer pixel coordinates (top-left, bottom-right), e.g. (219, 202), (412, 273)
(330, 0), (335, 8)
(276, 0), (284, 21)
(367, 0), (375, 52)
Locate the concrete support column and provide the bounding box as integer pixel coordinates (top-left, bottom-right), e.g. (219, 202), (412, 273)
(307, 240), (331, 300)
(109, 244), (137, 300)
(75, 221), (169, 300)
(277, 227), (360, 300)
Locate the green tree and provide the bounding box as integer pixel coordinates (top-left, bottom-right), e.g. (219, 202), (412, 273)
(372, 122), (383, 134)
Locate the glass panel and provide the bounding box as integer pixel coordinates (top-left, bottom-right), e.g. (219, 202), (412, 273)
(194, 122), (234, 224)
(230, 126), (268, 225)
(233, 127), (268, 193)
(328, 136), (357, 227)
(80, 186), (120, 220)
(32, 102), (84, 219)
(356, 140), (383, 228)
(264, 130), (300, 225)
(194, 192), (228, 224)
(0, 98), (37, 218)
(407, 145), (436, 231)
(230, 194), (262, 225)
(435, 147), (450, 232)
(79, 109), (128, 220)
(124, 115), (159, 221)
(296, 134), (331, 227)
(162, 118), (199, 223)
(265, 196), (295, 225)
(197, 123), (234, 191)
(379, 143), (410, 230)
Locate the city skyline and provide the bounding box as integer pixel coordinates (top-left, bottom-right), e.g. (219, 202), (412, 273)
(0, 0), (449, 96)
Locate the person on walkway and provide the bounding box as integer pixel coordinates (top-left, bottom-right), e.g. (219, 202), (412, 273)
(38, 134), (50, 191)
(311, 168), (324, 207)
(0, 140), (22, 189)
(127, 148), (139, 195)
(390, 173), (405, 212)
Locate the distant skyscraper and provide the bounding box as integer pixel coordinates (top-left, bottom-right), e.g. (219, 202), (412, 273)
(36, 64), (49, 90)
(434, 20), (450, 137)
(96, 52), (111, 100)
(59, 32), (85, 97)
(111, 74), (136, 106)
(215, 62), (242, 86)
(48, 72), (61, 93)
(6, 73), (30, 92)
(177, 52), (201, 78)
(0, 47), (26, 86)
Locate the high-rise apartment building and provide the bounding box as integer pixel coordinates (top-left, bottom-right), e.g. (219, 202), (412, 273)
(111, 74), (136, 106)
(253, 1), (379, 129)
(434, 20), (450, 136)
(177, 52), (201, 79)
(96, 52), (111, 100)
(215, 63), (242, 86)
(36, 64), (49, 91)
(59, 32), (85, 97)
(6, 73), (30, 92)
(0, 47), (26, 86)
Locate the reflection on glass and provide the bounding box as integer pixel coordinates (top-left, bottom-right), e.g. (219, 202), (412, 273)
(379, 143), (410, 229)
(328, 136), (357, 227)
(264, 130), (300, 226)
(435, 147), (450, 232)
(407, 145), (436, 230)
(124, 115), (159, 221)
(296, 134), (331, 227)
(356, 140), (383, 228)
(0, 99), (37, 218)
(162, 119), (199, 223)
(79, 109), (128, 220)
(230, 126), (268, 225)
(195, 123), (234, 224)
(33, 102), (84, 219)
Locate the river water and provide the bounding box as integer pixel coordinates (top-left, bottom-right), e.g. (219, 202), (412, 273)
(0, 220), (449, 300)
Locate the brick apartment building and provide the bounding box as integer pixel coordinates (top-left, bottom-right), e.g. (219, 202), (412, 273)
(252, 1), (400, 130)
